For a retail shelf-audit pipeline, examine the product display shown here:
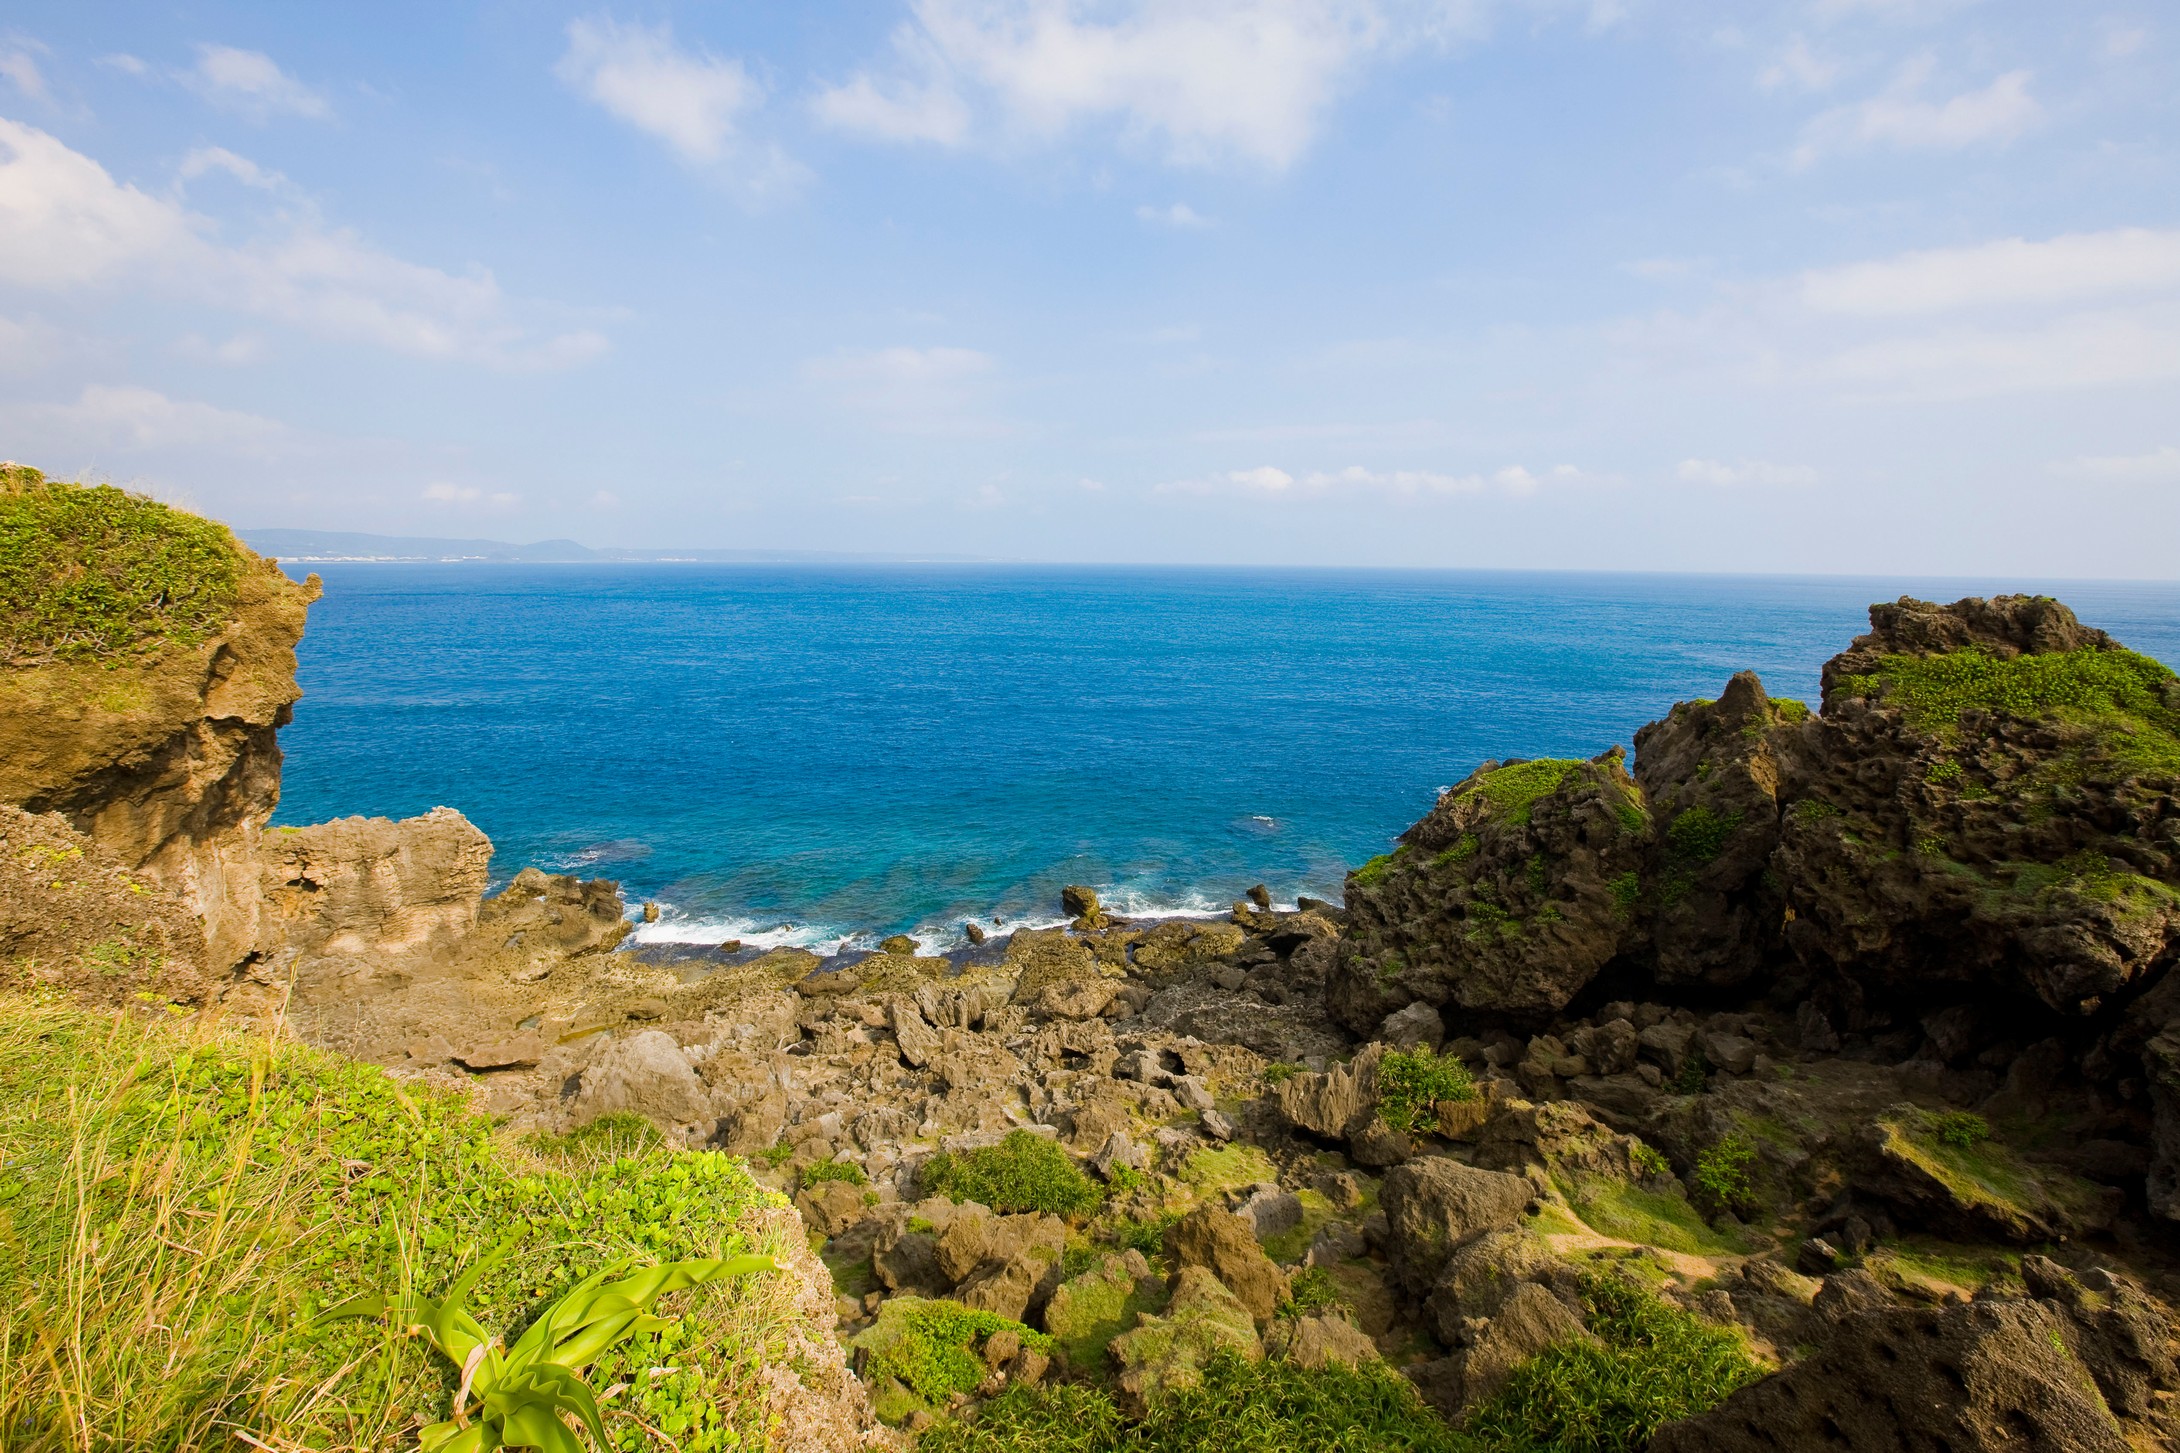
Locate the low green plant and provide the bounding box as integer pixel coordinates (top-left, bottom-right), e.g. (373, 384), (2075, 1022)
(0, 467), (245, 666)
(857, 1299), (1054, 1419)
(1105, 1163), (1149, 1195)
(1628, 1141), (1669, 1179)
(1279, 1265), (1345, 1318)
(1932, 1110), (1991, 1150)
(1376, 1047), (1478, 1135)
(1110, 1213), (1179, 1258)
(755, 1139), (796, 1167)
(922, 1130), (1104, 1217)
(1435, 834), (1481, 867)
(1461, 1272), (1764, 1453)
(1689, 1136), (1759, 1219)
(1665, 806), (1742, 865)
(922, 1348), (1463, 1453)
(1261, 1061), (1302, 1086)
(1607, 872), (1640, 914)
(1464, 759), (1583, 826)
(322, 1247), (776, 1453)
(801, 1158), (870, 1190)
(1352, 847), (1406, 887)
(1671, 1049), (1710, 1096)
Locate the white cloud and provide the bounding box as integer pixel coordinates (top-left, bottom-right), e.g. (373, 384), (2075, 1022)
(183, 44), (331, 121)
(1159, 460), (1593, 496)
(2056, 446), (2180, 484)
(1816, 309), (2180, 399)
(1799, 228), (2180, 316)
(175, 331), (267, 365)
(802, 345), (994, 383)
(423, 481), (520, 509)
(97, 53), (148, 76)
(1, 43), (51, 103)
(179, 145), (290, 193)
(556, 16), (756, 164)
(1137, 201), (1210, 227)
(815, 0), (1386, 168)
(1677, 457), (1819, 487)
(555, 14), (803, 197)
(1759, 36), (1838, 93)
(2104, 24), (2149, 59)
(1796, 58), (2040, 163)
(23, 384), (286, 451)
(0, 119), (606, 369)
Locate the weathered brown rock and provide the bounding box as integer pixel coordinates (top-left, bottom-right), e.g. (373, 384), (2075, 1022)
(1331, 749), (1652, 1031)
(1380, 1156), (1536, 1295)
(255, 807), (492, 966)
(1630, 671), (1803, 989)
(0, 804), (208, 1006)
(1651, 1298), (2135, 1453)
(1166, 1206), (1286, 1324)
(0, 542), (316, 972)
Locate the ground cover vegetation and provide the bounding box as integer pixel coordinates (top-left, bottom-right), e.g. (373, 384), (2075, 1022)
(0, 466), (243, 666)
(0, 999), (805, 1452)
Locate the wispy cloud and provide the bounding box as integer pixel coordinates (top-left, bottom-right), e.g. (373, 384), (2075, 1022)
(1797, 228), (2180, 316)
(0, 40), (51, 103)
(1677, 457), (1818, 487)
(555, 15), (804, 199)
(1137, 201), (1210, 228)
(2053, 446), (2180, 484)
(17, 383), (287, 451)
(1159, 461), (1598, 497)
(182, 44), (331, 121)
(799, 344), (1007, 435)
(1795, 57), (2039, 164)
(0, 118), (606, 368)
(422, 481), (520, 509)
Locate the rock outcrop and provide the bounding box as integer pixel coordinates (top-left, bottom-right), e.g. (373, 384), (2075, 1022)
(0, 539), (316, 973)
(1332, 750), (1652, 1031)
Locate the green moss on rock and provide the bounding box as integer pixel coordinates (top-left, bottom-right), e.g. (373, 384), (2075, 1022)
(1, 467), (244, 666)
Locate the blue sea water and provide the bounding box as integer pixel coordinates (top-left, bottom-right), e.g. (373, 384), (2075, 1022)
(270, 566), (2180, 952)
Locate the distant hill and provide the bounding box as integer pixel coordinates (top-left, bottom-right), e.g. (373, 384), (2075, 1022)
(238, 528), (985, 564)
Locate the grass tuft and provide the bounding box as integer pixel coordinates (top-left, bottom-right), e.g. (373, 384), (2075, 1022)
(922, 1130), (1105, 1217)
(1, 468), (243, 666)
(1376, 1047), (1478, 1135)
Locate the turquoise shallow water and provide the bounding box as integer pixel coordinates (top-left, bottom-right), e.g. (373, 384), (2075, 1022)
(270, 566), (2180, 951)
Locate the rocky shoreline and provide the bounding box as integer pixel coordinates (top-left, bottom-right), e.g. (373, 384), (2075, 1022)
(7, 493), (2180, 1452)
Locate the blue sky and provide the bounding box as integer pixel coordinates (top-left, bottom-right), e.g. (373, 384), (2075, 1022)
(1, 2), (2176, 573)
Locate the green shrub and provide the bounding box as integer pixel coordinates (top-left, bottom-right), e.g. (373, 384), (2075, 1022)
(1607, 872), (1640, 914)
(1464, 759), (1583, 826)
(1842, 645), (2180, 779)
(1671, 1049), (1710, 1096)
(1353, 848), (1406, 887)
(801, 1158), (870, 1190)
(1110, 1213), (1180, 1259)
(0, 998), (800, 1452)
(1629, 1142), (1669, 1179)
(1689, 1136), (1759, 1218)
(1377, 1047), (1478, 1135)
(1435, 834), (1482, 867)
(1932, 1111), (1990, 1150)
(923, 1348), (1465, 1453)
(1460, 1272), (1764, 1453)
(1261, 1062), (1302, 1086)
(922, 1130), (1104, 1217)
(856, 1299), (1053, 1422)
(1279, 1265), (1345, 1318)
(1665, 806), (1743, 865)
(0, 468), (244, 666)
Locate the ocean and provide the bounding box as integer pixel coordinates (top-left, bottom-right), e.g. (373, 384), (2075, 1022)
(269, 565), (2180, 953)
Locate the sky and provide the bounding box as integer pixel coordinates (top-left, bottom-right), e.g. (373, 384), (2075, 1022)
(0, 2), (2176, 574)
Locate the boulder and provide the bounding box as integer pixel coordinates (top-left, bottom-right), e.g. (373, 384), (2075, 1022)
(1380, 1000), (1445, 1052)
(1044, 1251), (1165, 1374)
(1423, 1228), (1573, 1345)
(1650, 1298), (2135, 1453)
(1269, 1314), (1379, 1370)
(571, 1030), (712, 1130)
(1380, 1156), (1536, 1295)
(1773, 596), (2180, 1020)
(1233, 1184), (1304, 1243)
(888, 999), (941, 1069)
(795, 1178), (868, 1237)
(1167, 1206), (1287, 1323)
(1329, 749), (1653, 1031)
(1456, 1282), (1592, 1408)
(1111, 1266), (1261, 1414)
(1271, 1043), (1385, 1141)
(879, 934), (918, 955)
(1855, 1104), (2112, 1244)
(2020, 1256), (2178, 1421)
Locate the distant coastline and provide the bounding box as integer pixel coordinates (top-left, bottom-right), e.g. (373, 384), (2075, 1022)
(239, 526), (990, 565)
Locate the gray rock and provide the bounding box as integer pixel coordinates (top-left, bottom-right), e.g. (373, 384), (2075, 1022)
(1379, 1000), (1446, 1052)
(571, 1030), (712, 1129)
(1233, 1184), (1303, 1242)
(1381, 1156), (1536, 1295)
